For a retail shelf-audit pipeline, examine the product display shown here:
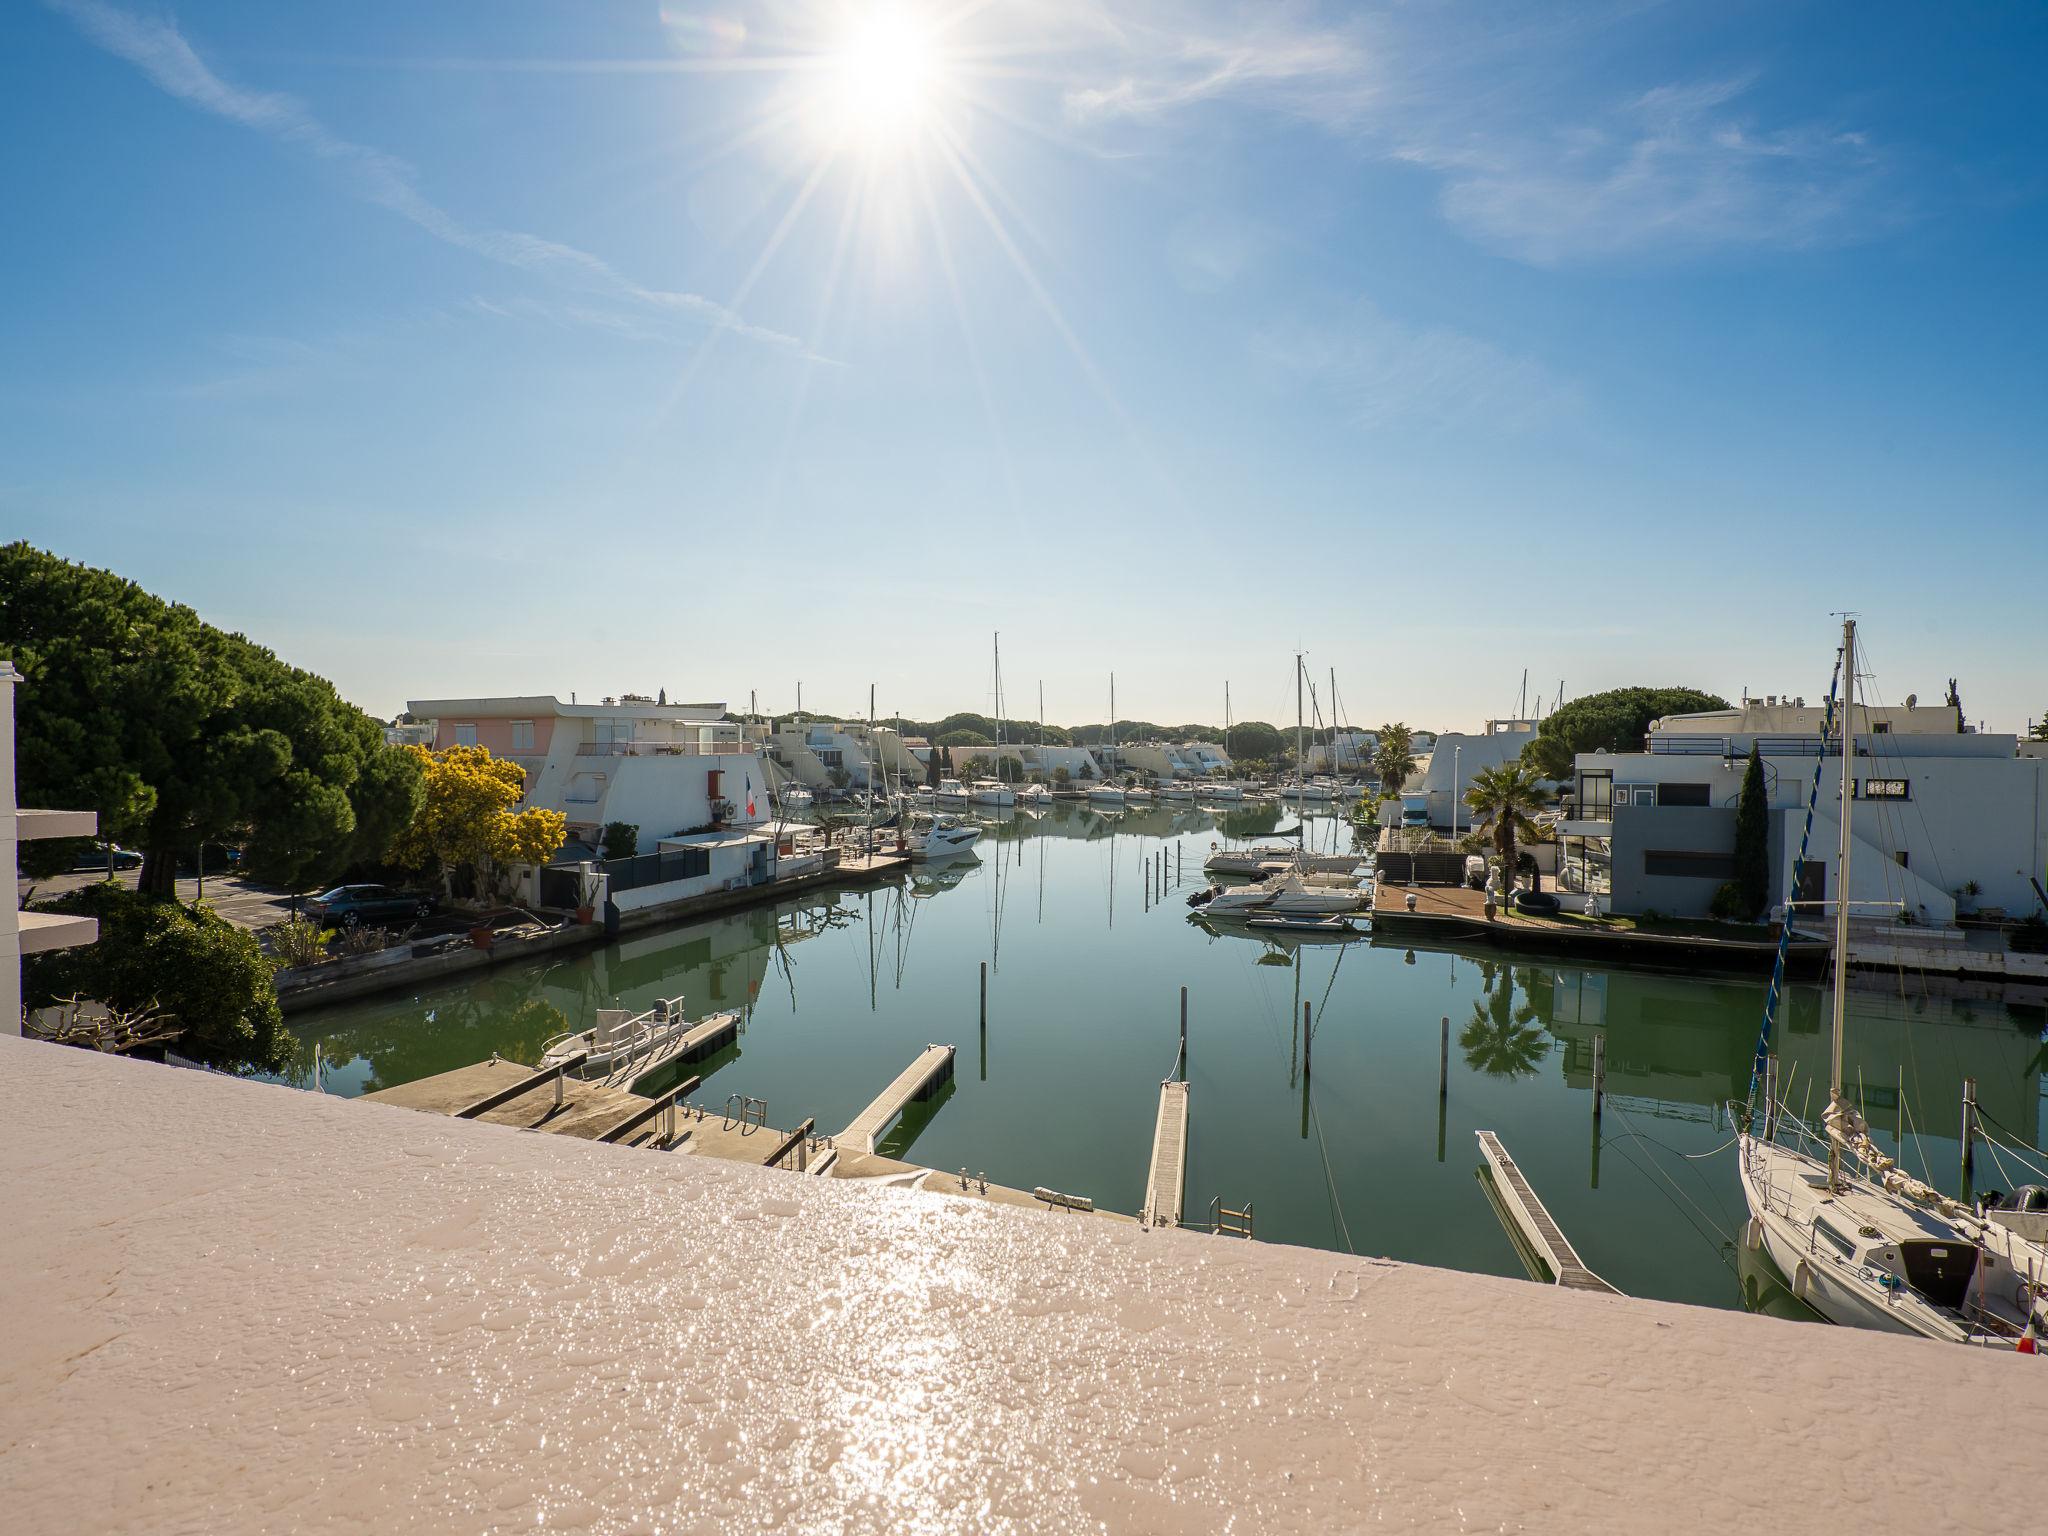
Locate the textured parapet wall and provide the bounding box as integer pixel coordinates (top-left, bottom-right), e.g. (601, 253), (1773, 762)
(1, 1035), (2039, 1534)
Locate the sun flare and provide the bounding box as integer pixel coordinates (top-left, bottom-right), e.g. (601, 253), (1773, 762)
(813, 4), (943, 149)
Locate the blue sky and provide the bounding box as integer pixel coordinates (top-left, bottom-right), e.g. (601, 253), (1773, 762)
(4, 1), (2043, 733)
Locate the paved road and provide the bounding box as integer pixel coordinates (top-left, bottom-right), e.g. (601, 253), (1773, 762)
(18, 870), (300, 934)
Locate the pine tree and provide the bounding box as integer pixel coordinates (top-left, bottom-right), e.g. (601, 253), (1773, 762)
(1734, 743), (1770, 919)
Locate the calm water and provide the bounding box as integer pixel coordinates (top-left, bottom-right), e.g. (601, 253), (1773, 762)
(289, 803), (2048, 1312)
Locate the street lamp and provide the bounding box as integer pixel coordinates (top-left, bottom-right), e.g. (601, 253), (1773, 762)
(1451, 745), (1461, 841)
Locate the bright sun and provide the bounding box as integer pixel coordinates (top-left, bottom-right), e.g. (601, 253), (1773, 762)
(814, 4), (941, 149)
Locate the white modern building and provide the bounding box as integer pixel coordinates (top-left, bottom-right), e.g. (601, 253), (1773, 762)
(1120, 739), (1234, 782)
(407, 695), (770, 849)
(1411, 719), (1540, 827)
(761, 720), (920, 791)
(5, 660), (101, 1034)
(1560, 702), (2048, 923)
(1306, 731), (1376, 774)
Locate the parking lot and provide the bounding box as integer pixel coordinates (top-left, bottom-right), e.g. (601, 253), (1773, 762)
(19, 869), (301, 935)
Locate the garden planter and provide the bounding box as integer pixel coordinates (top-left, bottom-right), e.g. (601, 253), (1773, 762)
(468, 925), (495, 951)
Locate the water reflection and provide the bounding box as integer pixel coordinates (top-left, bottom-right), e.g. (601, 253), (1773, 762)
(285, 807), (2046, 1313)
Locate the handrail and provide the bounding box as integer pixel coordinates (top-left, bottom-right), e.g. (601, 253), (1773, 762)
(454, 1052), (590, 1119)
(596, 1075), (701, 1145)
(763, 1117), (817, 1169)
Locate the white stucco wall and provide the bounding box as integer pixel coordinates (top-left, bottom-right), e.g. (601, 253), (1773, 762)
(1416, 722), (1539, 826)
(5, 1035), (2043, 1534)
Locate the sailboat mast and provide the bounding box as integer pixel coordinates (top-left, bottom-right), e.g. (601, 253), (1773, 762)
(993, 632), (1003, 749)
(1295, 653), (1305, 796)
(1829, 619), (1856, 1187)
(1330, 667), (1339, 773)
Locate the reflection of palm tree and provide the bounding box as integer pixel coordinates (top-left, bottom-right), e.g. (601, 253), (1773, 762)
(1461, 964), (1548, 1078)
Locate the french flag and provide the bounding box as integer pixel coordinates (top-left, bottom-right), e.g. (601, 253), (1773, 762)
(745, 771), (756, 820)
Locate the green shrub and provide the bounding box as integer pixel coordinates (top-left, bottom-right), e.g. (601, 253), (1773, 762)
(25, 884), (290, 1072)
(1709, 882), (1749, 921)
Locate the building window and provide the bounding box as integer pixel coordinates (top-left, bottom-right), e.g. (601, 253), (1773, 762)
(510, 720), (535, 751)
(453, 722), (478, 747)
(1894, 850), (1909, 869)
(1655, 782), (1712, 807)
(1644, 850), (1736, 880)
(1858, 778), (1910, 800)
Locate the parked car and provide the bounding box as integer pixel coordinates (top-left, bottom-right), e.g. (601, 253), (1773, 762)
(303, 884), (434, 928)
(74, 841), (143, 871)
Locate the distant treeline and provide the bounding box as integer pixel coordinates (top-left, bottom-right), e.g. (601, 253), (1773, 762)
(741, 709), (1362, 761)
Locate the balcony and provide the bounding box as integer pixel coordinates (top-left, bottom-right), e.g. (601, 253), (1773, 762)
(574, 740), (743, 758)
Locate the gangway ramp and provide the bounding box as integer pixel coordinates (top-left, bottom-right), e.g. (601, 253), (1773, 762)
(1142, 1079), (1190, 1229)
(1475, 1130), (1619, 1294)
(841, 1044), (956, 1156)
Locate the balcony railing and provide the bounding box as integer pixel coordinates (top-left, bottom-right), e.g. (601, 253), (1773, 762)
(574, 740), (745, 757)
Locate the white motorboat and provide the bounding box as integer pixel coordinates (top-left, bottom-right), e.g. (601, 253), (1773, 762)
(934, 777), (970, 805)
(1160, 782), (1197, 801)
(1197, 781), (1245, 803)
(1204, 842), (1301, 876)
(1202, 871), (1364, 917)
(1737, 617), (2048, 1349)
(1285, 778), (1340, 804)
(1086, 782), (1126, 804)
(1123, 784), (1155, 805)
(968, 778), (1016, 807)
(1014, 782), (1052, 808)
(776, 782), (814, 810)
(907, 813), (981, 862)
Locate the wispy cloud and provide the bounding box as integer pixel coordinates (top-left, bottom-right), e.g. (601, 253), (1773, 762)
(1250, 298), (1582, 434)
(1048, 2), (1896, 264)
(1061, 17), (1376, 128)
(47, 0), (818, 356)
(1399, 75), (1893, 265)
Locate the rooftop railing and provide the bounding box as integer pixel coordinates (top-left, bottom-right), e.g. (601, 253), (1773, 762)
(574, 740), (746, 757)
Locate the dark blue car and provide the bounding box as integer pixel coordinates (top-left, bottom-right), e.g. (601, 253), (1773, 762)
(304, 884), (434, 928)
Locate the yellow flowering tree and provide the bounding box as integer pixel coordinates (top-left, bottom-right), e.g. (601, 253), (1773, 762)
(389, 744), (565, 900)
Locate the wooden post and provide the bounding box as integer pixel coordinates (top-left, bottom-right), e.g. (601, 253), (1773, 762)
(1439, 1015), (1450, 1100)
(979, 961), (987, 1027)
(1961, 1077), (1976, 1191)
(1592, 1034), (1606, 1121)
(1179, 986), (1188, 1081)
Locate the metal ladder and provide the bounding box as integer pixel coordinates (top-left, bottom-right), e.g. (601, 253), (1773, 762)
(1210, 1197), (1255, 1239)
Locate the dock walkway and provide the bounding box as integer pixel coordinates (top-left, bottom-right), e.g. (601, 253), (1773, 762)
(840, 1044), (956, 1155)
(1142, 1079), (1190, 1228)
(1475, 1130), (1618, 1294)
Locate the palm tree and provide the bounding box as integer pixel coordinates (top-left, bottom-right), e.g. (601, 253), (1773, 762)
(1460, 963), (1548, 1078)
(1373, 722), (1416, 795)
(1463, 762), (1553, 892)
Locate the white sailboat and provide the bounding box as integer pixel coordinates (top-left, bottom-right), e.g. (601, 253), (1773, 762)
(1089, 672), (1126, 803)
(1736, 618), (2047, 1349)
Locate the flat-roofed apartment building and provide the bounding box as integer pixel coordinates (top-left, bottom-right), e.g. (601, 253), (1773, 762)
(406, 695), (771, 846)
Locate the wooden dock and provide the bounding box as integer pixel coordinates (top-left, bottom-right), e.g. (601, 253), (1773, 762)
(1141, 1079), (1190, 1228)
(841, 1044), (956, 1155)
(673, 1009), (738, 1064)
(1474, 1130), (1618, 1294)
